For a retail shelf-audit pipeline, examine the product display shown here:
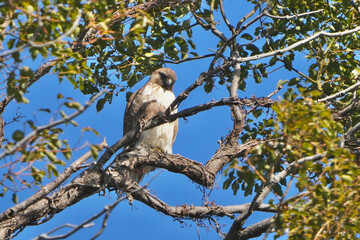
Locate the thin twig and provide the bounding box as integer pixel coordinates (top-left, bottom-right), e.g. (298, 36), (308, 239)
(29, 11), (82, 47)
(0, 11), (81, 58)
(34, 172), (162, 240)
(0, 90), (107, 160)
(263, 9), (324, 20)
(0, 140), (107, 223)
(225, 154), (324, 240)
(318, 81), (360, 102)
(233, 25), (360, 63)
(162, 53), (216, 64)
(219, 0), (235, 34)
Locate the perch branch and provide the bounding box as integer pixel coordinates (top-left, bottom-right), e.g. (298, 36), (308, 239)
(0, 140), (107, 222)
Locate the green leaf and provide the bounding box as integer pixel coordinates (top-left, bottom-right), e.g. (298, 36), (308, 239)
(252, 109), (262, 118)
(253, 70), (262, 83)
(12, 130), (24, 142)
(204, 80), (214, 93)
(96, 98), (106, 112)
(273, 183), (283, 196)
(241, 33), (253, 41)
(57, 93), (64, 99)
(45, 151), (57, 162)
(62, 150), (72, 161)
(82, 127), (100, 136)
(12, 193), (18, 204)
(283, 55), (293, 70)
(69, 120), (78, 127)
(60, 110), (67, 118)
(90, 145), (99, 160)
(48, 164), (59, 177)
(277, 80), (288, 89)
(39, 108), (51, 113)
(7, 39), (16, 49)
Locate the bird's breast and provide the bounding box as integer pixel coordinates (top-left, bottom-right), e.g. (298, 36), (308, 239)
(143, 84), (176, 109)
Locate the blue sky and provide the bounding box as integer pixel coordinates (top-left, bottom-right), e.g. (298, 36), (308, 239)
(0, 1), (308, 239)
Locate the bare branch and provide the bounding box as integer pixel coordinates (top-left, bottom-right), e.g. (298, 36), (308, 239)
(170, 96), (274, 121)
(219, 0), (235, 33)
(318, 81), (360, 102)
(230, 59), (245, 124)
(205, 140), (261, 176)
(163, 53), (216, 64)
(113, 139), (265, 188)
(0, 168), (105, 239)
(345, 120), (360, 138)
(233, 25), (360, 63)
(333, 98), (360, 120)
(34, 172), (160, 240)
(34, 223), (95, 240)
(0, 59), (58, 115)
(114, 149), (215, 187)
(192, 9), (227, 42)
(0, 140), (108, 223)
(267, 85), (283, 98)
(235, 3), (262, 32)
(263, 9), (324, 20)
(236, 217), (275, 240)
(130, 185), (275, 219)
(0, 141), (271, 238)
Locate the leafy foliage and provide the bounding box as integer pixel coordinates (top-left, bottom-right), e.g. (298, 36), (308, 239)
(1, 0), (360, 239)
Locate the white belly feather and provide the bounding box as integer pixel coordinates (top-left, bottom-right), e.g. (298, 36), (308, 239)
(135, 85), (177, 154)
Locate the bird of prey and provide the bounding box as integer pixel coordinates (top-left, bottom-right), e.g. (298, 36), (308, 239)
(123, 68), (178, 183)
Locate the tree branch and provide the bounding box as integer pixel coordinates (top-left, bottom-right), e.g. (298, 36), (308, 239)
(236, 217), (275, 240)
(318, 81), (360, 102)
(219, 0), (235, 34)
(263, 9), (324, 20)
(0, 167), (106, 239)
(0, 139), (271, 238)
(0, 90), (106, 160)
(225, 154), (324, 240)
(0, 140), (107, 223)
(95, 75), (273, 170)
(0, 11), (81, 58)
(162, 53), (216, 64)
(131, 187), (275, 219)
(233, 25), (360, 63)
(34, 171), (160, 240)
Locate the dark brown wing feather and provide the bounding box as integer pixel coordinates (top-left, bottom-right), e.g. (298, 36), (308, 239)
(123, 85), (165, 137)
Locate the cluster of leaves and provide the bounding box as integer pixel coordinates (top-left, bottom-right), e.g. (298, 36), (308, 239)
(84, 1), (197, 111)
(1, 0), (197, 106)
(225, 93), (360, 238)
(0, 91), (103, 203)
(272, 99), (360, 239)
(279, 152), (360, 239)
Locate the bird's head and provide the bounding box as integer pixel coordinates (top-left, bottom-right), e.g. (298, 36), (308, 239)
(151, 68), (177, 91)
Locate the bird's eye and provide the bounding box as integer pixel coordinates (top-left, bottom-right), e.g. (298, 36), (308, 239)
(159, 71), (167, 79)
